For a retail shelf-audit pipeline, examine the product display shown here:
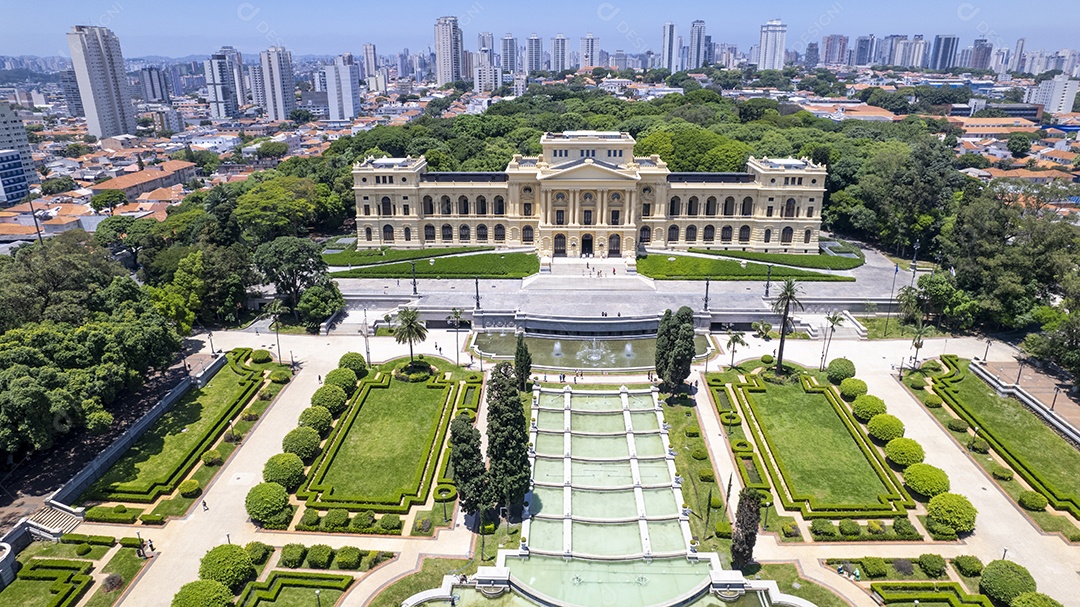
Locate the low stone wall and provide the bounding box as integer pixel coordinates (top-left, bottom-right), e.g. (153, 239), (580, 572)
(0, 523), (33, 588)
(970, 361), (1080, 446)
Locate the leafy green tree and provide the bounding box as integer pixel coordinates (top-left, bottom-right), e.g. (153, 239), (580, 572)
(485, 362), (530, 512)
(731, 487), (762, 567)
(296, 278), (344, 331)
(698, 140), (753, 171)
(289, 109), (315, 124)
(234, 176), (318, 241)
(1007, 132), (1031, 158)
(41, 176), (76, 195)
(394, 308), (427, 362)
(655, 309), (675, 381)
(254, 236), (327, 314)
(513, 333), (532, 391)
(89, 189), (127, 213)
(772, 279), (804, 372)
(449, 417), (489, 516)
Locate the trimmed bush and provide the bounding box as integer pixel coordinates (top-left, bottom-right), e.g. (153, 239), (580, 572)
(827, 358), (856, 384)
(991, 465), (1014, 481)
(862, 556), (888, 578)
(892, 559), (914, 576)
(891, 517), (919, 539)
(201, 449), (223, 466)
(323, 508), (350, 530)
(263, 452), (306, 492)
(917, 553), (947, 577)
(953, 555), (984, 577)
(947, 417), (970, 432)
(927, 493), (977, 534)
(245, 541), (272, 565)
(250, 350), (273, 364)
(885, 437), (925, 467)
(179, 479), (201, 498)
(299, 508), (320, 528)
(171, 580), (234, 607)
(980, 560), (1037, 605)
(269, 369), (291, 384)
(697, 469), (715, 482)
(306, 544), (333, 569)
(140, 513), (165, 525)
(282, 426), (321, 460)
(709, 495), (723, 509)
(245, 482), (289, 525)
(1018, 490), (1048, 511)
(198, 544), (255, 592)
(1011, 593), (1064, 607)
(839, 378), (868, 401)
(75, 543), (91, 556)
(311, 385), (349, 416)
(351, 510), (375, 531)
(378, 514), (402, 531)
(691, 448), (708, 460)
(684, 425), (701, 438)
(923, 394), (943, 408)
(325, 368), (358, 395)
(715, 521), (732, 538)
(927, 520), (957, 541)
(867, 520), (885, 535)
(810, 519), (837, 537)
(970, 437), (990, 453)
(838, 519), (862, 536)
(280, 544), (307, 569)
(336, 546), (363, 570)
(904, 463), (951, 497)
(867, 413), (905, 442)
(338, 352), (367, 375)
(851, 394), (887, 422)
(760, 354), (774, 364)
(298, 406), (332, 435)
(921, 360), (943, 373)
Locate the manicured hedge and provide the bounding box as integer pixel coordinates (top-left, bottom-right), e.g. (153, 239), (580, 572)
(172, 580), (233, 607)
(245, 541), (273, 565)
(952, 555), (983, 577)
(235, 572), (354, 607)
(1018, 490), (1049, 511)
(16, 559), (94, 607)
(60, 533), (116, 546)
(885, 438), (925, 467)
(83, 505), (142, 524)
(979, 560), (1036, 605)
(279, 544), (307, 569)
(198, 544), (255, 592)
(870, 581), (993, 607)
(927, 493), (977, 534)
(917, 553), (947, 577)
(827, 358), (856, 384)
(867, 414), (905, 442)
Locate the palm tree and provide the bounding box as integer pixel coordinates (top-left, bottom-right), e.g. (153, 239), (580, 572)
(726, 331), (747, 370)
(772, 278), (804, 373)
(265, 299), (290, 361)
(821, 310), (845, 370)
(446, 307), (464, 366)
(395, 308), (428, 363)
(910, 317), (931, 373)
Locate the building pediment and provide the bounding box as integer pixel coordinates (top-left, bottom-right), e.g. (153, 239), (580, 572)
(538, 159), (640, 181)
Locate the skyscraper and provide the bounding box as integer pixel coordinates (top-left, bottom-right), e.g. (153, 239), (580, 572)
(757, 19), (787, 71)
(60, 70), (83, 117)
(501, 34), (518, 74)
(930, 35), (959, 70)
(140, 67), (170, 102)
(659, 23), (678, 73)
(435, 16), (464, 86)
(362, 43), (377, 79)
(0, 102), (34, 198)
(250, 64), (265, 108)
(703, 36), (714, 66)
(478, 32), (495, 53)
(550, 34), (568, 73)
(688, 20), (707, 70)
(525, 34), (543, 75)
(258, 47), (296, 122)
(1009, 38), (1025, 72)
(205, 53), (241, 118)
(804, 42), (820, 69)
(66, 25), (137, 138)
(216, 46), (247, 105)
(878, 35), (907, 65)
(821, 34), (848, 65)
(325, 54), (362, 121)
(474, 47), (501, 93)
(579, 33), (599, 68)
(971, 39), (993, 70)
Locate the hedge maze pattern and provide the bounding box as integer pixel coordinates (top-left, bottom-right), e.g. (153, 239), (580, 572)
(236, 571), (354, 607)
(15, 559), (94, 607)
(870, 581), (993, 607)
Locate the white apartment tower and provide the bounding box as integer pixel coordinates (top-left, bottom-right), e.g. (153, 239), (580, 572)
(580, 33), (599, 68)
(0, 103), (34, 189)
(435, 16), (464, 86)
(325, 54), (362, 121)
(1026, 74), (1079, 115)
(258, 47), (296, 122)
(1010, 38), (1026, 72)
(757, 20), (787, 71)
(250, 65), (266, 108)
(217, 46), (247, 106)
(550, 34), (569, 72)
(205, 53), (241, 118)
(362, 43), (377, 79)
(140, 67), (169, 102)
(66, 25), (137, 138)
(660, 23), (678, 73)
(501, 34), (519, 74)
(688, 20), (707, 70)
(474, 47), (501, 93)
(478, 32), (495, 53)
(526, 34), (543, 74)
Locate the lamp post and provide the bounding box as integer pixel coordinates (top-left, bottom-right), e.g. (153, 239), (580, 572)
(1052, 387), (1060, 411)
(983, 339), (992, 361)
(474, 276), (481, 310)
(362, 308), (372, 364)
(819, 322), (829, 371)
(1002, 546), (1008, 560)
(207, 331), (215, 354)
(703, 278), (710, 311)
(909, 239), (921, 288)
(1015, 361), (1024, 385)
(764, 265), (772, 297)
(316, 589), (322, 607)
(411, 261), (418, 295)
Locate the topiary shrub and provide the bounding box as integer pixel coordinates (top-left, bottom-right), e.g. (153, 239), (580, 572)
(75, 542), (91, 556)
(245, 482), (289, 525)
(867, 520), (885, 535)
(243, 407), (261, 420)
(980, 560), (1037, 605)
(1011, 593), (1064, 607)
(947, 417), (970, 432)
(760, 354), (774, 364)
(336, 546), (362, 570)
(691, 448), (708, 460)
(839, 378), (868, 401)
(338, 352), (367, 375)
(709, 495), (723, 509)
(892, 558), (914, 576)
(891, 517), (919, 539)
(885, 437), (925, 467)
(269, 369), (291, 384)
(684, 425), (701, 437)
(311, 385), (349, 416)
(867, 413), (905, 442)
(299, 508), (320, 528)
(838, 519), (862, 536)
(923, 394), (943, 408)
(323, 508), (350, 531)
(351, 510), (375, 531)
(917, 553), (947, 578)
(851, 394), (887, 422)
(697, 469), (715, 482)
(970, 437), (990, 453)
(171, 580), (234, 607)
(861, 556), (888, 578)
(926, 520), (957, 541)
(113, 504), (127, 514)
(826, 358), (856, 384)
(378, 514), (402, 531)
(781, 522), (800, 538)
(279, 543), (307, 569)
(201, 449), (223, 466)
(1018, 490), (1048, 511)
(245, 541), (272, 565)
(198, 543), (255, 592)
(810, 519), (837, 537)
(263, 452), (306, 492)
(991, 465), (1014, 481)
(927, 492), (977, 534)
(904, 463), (950, 497)
(953, 555), (984, 577)
(250, 350), (273, 364)
(282, 426), (321, 460)
(715, 521), (732, 539)
(325, 368), (358, 395)
(306, 544), (333, 569)
(298, 406), (332, 436)
(179, 478), (201, 498)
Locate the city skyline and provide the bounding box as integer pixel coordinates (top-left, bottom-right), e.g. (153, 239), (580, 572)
(0, 0), (1072, 60)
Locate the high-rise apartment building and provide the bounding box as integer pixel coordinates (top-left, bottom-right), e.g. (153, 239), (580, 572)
(66, 25), (137, 138)
(971, 39), (993, 70)
(205, 53), (241, 118)
(688, 20), (707, 70)
(140, 67), (170, 102)
(1026, 74), (1079, 114)
(1010, 38), (1026, 72)
(60, 70), (83, 117)
(325, 54), (362, 121)
(250, 65), (265, 108)
(0, 102), (34, 200)
(930, 35), (959, 70)
(435, 16), (464, 86)
(659, 23), (678, 73)
(550, 34), (569, 73)
(876, 35), (906, 65)
(258, 47), (296, 122)
(501, 34), (518, 74)
(478, 32), (495, 53)
(474, 47), (501, 93)
(853, 35), (875, 66)
(821, 34), (848, 65)
(525, 34), (543, 74)
(757, 19), (787, 70)
(362, 43), (377, 79)
(804, 43), (820, 69)
(580, 33), (599, 68)
(703, 35), (714, 66)
(216, 46), (247, 105)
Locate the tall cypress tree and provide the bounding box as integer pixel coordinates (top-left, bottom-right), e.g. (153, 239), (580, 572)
(513, 333), (532, 391)
(449, 417), (488, 516)
(655, 309), (674, 380)
(667, 323), (696, 387)
(731, 487), (762, 568)
(485, 362), (531, 512)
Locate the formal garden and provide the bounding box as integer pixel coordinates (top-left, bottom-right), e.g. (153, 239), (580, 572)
(322, 244), (493, 267)
(329, 252), (540, 279)
(636, 253), (854, 281)
(688, 247), (865, 270)
(79, 348), (293, 524)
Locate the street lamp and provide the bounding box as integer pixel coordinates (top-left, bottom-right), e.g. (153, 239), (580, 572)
(703, 277), (710, 311)
(983, 339), (992, 361)
(474, 276), (481, 310)
(764, 265), (772, 297)
(411, 261), (418, 296)
(1015, 361), (1024, 385)
(1052, 386), (1060, 411)
(207, 331), (215, 354)
(1002, 546), (1008, 560)
(316, 589), (322, 607)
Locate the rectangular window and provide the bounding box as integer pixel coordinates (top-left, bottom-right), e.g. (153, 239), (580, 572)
(583, 210), (593, 225)
(523, 203), (533, 216)
(783, 177), (789, 185)
(798, 177), (803, 185)
(610, 210), (620, 225)
(363, 205), (371, 216)
(556, 210), (565, 225)
(766, 206), (773, 217)
(642, 203), (651, 217)
(807, 207), (814, 218)
(402, 205), (409, 216)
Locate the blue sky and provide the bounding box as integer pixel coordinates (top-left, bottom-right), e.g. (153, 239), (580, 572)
(0, 0), (1068, 59)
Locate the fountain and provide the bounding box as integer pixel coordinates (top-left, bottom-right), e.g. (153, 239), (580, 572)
(553, 341), (563, 358)
(624, 342), (634, 359)
(578, 338), (607, 363)
(472, 334), (710, 369)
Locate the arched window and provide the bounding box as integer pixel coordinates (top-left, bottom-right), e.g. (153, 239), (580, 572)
(668, 197), (681, 217)
(459, 225), (471, 241)
(380, 197), (392, 216)
(522, 226), (534, 243)
(784, 198), (797, 218)
(739, 225), (751, 243)
(721, 226), (733, 242)
(703, 225), (715, 242)
(781, 227), (794, 244)
(364, 227), (372, 241)
(476, 224), (488, 241)
(706, 196), (717, 216)
(404, 227), (412, 241)
(440, 196), (452, 215)
(458, 196), (470, 215)
(424, 224), (435, 241)
(639, 226), (651, 244)
(441, 224), (453, 241)
(494, 224), (505, 241)
(685, 225), (697, 242)
(667, 225), (679, 242)
(764, 229), (772, 243)
(608, 234), (621, 255)
(494, 196), (505, 215)
(741, 197), (753, 216)
(476, 196), (487, 215)
(687, 197), (699, 216)
(723, 196), (735, 216)
(423, 196), (434, 215)
(611, 192), (621, 202)
(804, 229), (813, 244)
(382, 224), (394, 242)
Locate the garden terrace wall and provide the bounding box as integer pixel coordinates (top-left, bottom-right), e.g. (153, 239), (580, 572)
(870, 581), (993, 607)
(236, 571), (353, 607)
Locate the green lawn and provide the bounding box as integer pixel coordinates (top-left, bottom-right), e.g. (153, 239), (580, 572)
(0, 578), (57, 607)
(636, 254), (854, 281)
(330, 252), (538, 279)
(323, 246), (492, 267)
(742, 564), (849, 607)
(16, 541), (109, 562)
(689, 248), (864, 270)
(84, 548), (144, 607)
(245, 587), (344, 607)
(858, 316), (953, 340)
(367, 558), (473, 607)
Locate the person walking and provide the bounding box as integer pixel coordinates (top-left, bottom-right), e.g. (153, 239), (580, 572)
(202, 500), (209, 512)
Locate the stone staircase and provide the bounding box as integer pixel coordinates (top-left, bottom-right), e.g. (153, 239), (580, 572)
(27, 506), (82, 538)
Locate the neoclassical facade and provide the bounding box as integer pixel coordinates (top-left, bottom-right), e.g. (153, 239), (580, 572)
(353, 131), (826, 259)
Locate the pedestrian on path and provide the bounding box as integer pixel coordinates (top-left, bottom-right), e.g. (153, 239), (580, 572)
(148, 539), (155, 552)
(318, 375), (322, 384)
(202, 500), (209, 512)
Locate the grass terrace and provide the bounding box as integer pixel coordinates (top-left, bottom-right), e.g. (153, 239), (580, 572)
(689, 248), (864, 270)
(636, 254), (854, 281)
(367, 558), (473, 607)
(741, 564), (849, 607)
(236, 572), (353, 607)
(329, 252), (539, 279)
(858, 316), (953, 340)
(323, 245), (493, 267)
(84, 548), (145, 607)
